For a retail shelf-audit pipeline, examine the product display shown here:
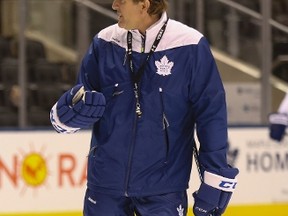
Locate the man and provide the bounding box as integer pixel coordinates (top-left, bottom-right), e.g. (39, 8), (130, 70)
(50, 0), (239, 215)
(269, 92), (288, 142)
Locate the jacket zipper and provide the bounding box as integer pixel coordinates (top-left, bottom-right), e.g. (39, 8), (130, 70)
(124, 34), (145, 195)
(124, 100), (138, 197)
(159, 87), (170, 162)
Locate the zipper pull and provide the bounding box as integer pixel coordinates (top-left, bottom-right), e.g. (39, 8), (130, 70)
(136, 102), (142, 117)
(134, 83), (142, 118)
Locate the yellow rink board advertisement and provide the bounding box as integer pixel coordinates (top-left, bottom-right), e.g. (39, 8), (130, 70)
(0, 128), (288, 216)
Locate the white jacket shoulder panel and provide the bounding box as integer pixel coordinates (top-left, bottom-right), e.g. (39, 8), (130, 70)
(97, 14), (203, 53)
(98, 24), (127, 49)
(157, 19), (203, 51)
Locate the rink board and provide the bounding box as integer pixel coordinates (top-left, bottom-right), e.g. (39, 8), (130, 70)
(1, 204), (288, 216)
(0, 128), (288, 215)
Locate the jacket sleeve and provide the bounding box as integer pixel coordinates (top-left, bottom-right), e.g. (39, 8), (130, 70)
(189, 37), (229, 174)
(278, 92), (288, 113)
(77, 35), (102, 91)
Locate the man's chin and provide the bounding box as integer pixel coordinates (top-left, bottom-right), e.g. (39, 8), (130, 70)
(117, 23), (130, 31)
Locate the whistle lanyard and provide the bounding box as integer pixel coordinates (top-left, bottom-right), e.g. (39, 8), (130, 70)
(127, 18), (169, 118)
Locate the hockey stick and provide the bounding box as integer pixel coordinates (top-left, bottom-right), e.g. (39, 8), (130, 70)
(72, 86), (85, 105)
(193, 140), (216, 216)
(192, 140), (203, 182)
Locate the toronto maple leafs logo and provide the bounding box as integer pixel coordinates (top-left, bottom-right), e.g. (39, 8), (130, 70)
(177, 204), (184, 216)
(155, 55), (174, 76)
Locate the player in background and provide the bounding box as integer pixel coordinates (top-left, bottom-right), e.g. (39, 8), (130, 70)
(49, 0), (239, 215)
(269, 92), (288, 142)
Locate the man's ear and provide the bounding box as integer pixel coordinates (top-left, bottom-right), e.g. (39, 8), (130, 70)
(141, 0), (151, 11)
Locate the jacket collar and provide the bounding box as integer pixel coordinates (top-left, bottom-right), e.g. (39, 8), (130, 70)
(129, 12), (168, 53)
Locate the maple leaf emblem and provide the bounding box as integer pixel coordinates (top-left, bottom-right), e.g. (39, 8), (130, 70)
(177, 204), (184, 216)
(155, 55), (174, 76)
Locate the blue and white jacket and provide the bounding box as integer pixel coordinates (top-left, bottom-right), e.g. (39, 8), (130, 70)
(52, 12), (230, 197)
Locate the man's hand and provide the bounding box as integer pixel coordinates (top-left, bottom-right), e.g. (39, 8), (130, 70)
(193, 167), (239, 216)
(50, 84), (106, 133)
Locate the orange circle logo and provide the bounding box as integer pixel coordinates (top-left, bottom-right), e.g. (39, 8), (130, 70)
(21, 153), (47, 187)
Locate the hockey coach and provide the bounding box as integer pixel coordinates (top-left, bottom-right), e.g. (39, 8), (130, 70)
(50, 0), (239, 215)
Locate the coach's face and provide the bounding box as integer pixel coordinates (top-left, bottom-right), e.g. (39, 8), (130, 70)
(112, 0), (150, 33)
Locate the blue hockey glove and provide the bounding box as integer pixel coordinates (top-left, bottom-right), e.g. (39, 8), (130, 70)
(193, 167), (239, 216)
(50, 84), (105, 133)
(268, 112), (288, 142)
